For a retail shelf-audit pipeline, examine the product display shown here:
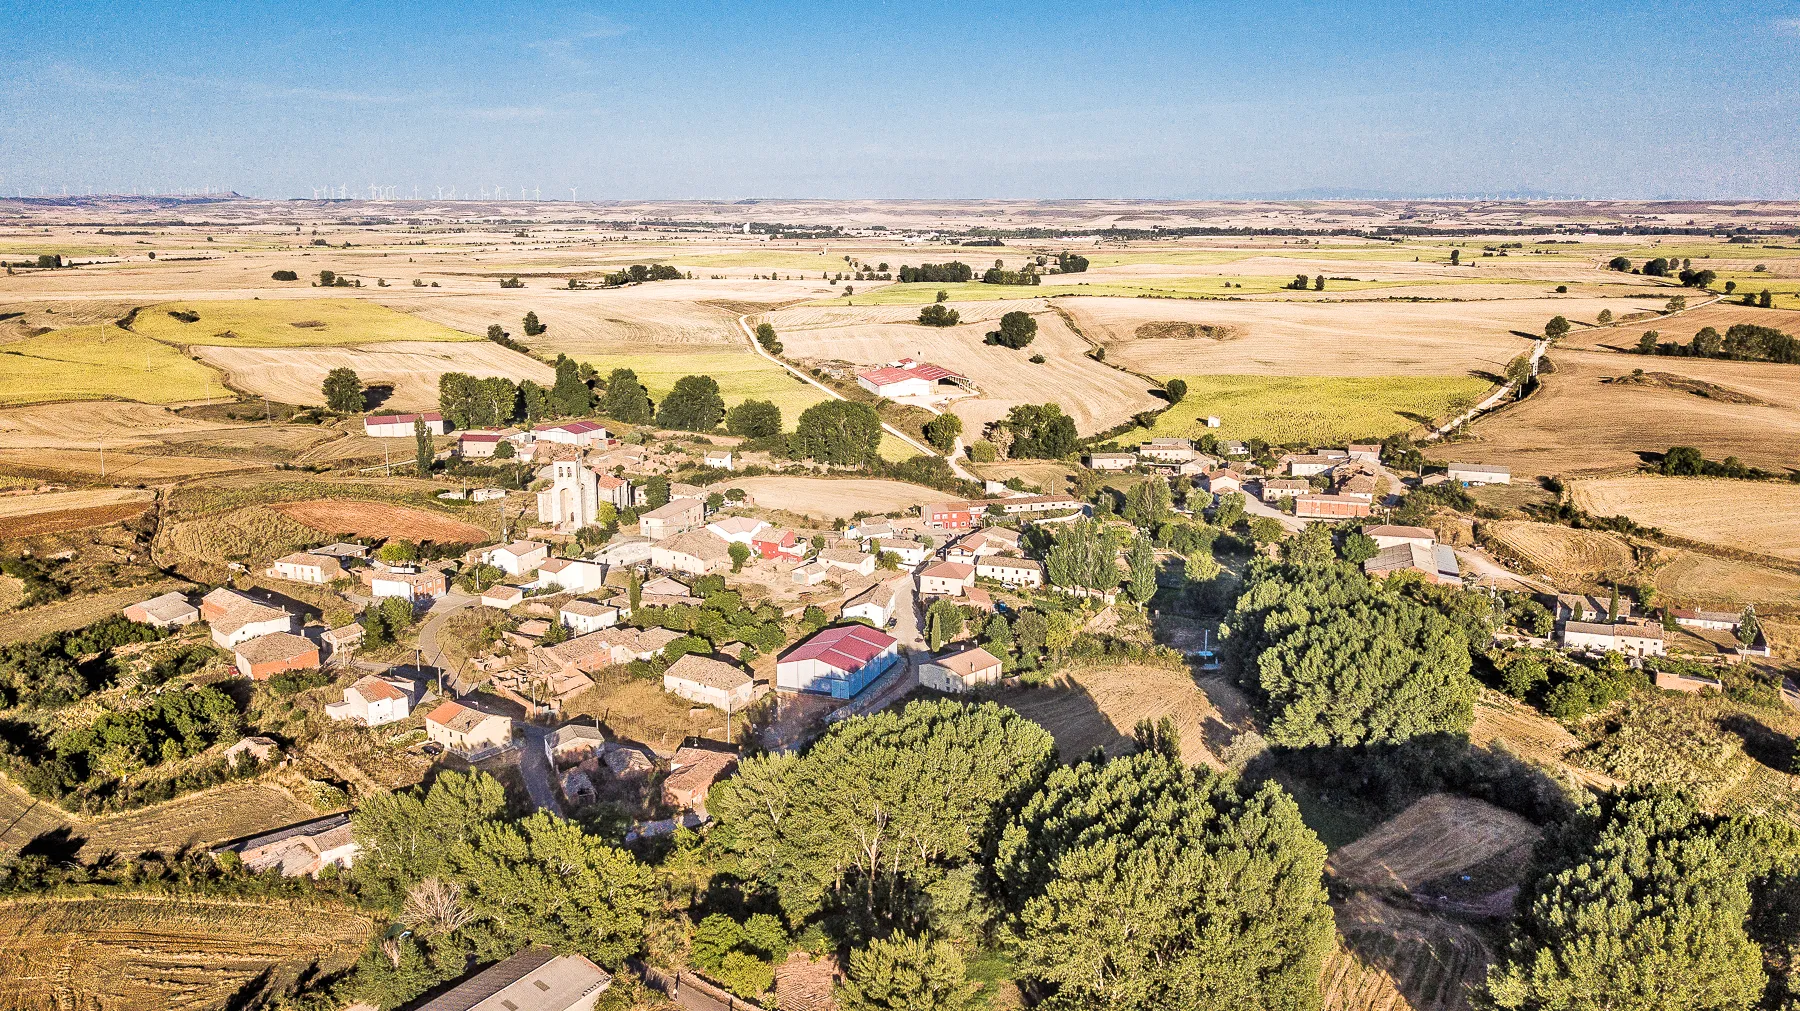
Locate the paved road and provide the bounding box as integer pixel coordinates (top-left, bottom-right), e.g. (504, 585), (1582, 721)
(416, 590), (476, 682)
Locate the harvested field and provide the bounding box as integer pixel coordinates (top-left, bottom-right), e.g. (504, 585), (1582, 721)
(0, 448), (258, 482)
(0, 772), (322, 858)
(0, 894), (375, 1011)
(718, 476), (945, 520)
(0, 325), (222, 406)
(195, 339), (552, 409)
(133, 297), (479, 347)
(574, 349), (830, 428)
(1572, 476), (1800, 562)
(272, 499), (489, 543)
(1650, 549), (1800, 611)
(990, 664), (1225, 768)
(1563, 303), (1800, 352)
(0, 488), (154, 536)
(1328, 794), (1539, 894)
(1323, 895), (1490, 1011)
(0, 581), (195, 645)
(0, 402), (230, 449)
(1486, 521), (1636, 585)
(1125, 374), (1490, 446)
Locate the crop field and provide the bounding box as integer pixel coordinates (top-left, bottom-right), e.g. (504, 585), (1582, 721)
(1322, 895), (1491, 1011)
(1650, 549), (1800, 612)
(0, 325), (223, 406)
(574, 349), (833, 428)
(0, 772), (322, 857)
(1562, 304), (1800, 352)
(0, 894), (375, 1011)
(1572, 476), (1800, 563)
(195, 339), (552, 409)
(1328, 794), (1539, 894)
(0, 581), (194, 644)
(1124, 375), (1489, 446)
(1486, 521), (1636, 585)
(989, 664), (1224, 767)
(721, 476), (946, 520)
(0, 402), (233, 449)
(0, 488), (154, 536)
(271, 499), (489, 543)
(829, 276), (1427, 306)
(131, 297), (480, 347)
(0, 448), (258, 482)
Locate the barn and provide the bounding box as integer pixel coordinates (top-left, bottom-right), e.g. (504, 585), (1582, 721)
(776, 625), (900, 699)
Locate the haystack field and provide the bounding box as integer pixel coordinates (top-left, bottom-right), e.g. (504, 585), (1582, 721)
(132, 297), (480, 347)
(1323, 895), (1491, 1011)
(271, 499), (489, 542)
(720, 476), (945, 520)
(0, 488), (155, 536)
(0, 895), (375, 1011)
(195, 339), (552, 409)
(0, 325), (223, 406)
(1328, 794), (1539, 894)
(989, 664), (1223, 767)
(1486, 521), (1636, 584)
(1572, 476), (1800, 562)
(768, 300), (1162, 435)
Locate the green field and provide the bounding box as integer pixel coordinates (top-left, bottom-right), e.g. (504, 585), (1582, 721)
(0, 243), (121, 258)
(1122, 375), (1493, 447)
(1711, 273), (1800, 301)
(133, 299), (481, 348)
(0, 325), (224, 405)
(826, 274), (1521, 307)
(572, 349), (832, 430)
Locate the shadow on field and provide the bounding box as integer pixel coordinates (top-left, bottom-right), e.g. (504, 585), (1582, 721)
(1722, 713), (1793, 772)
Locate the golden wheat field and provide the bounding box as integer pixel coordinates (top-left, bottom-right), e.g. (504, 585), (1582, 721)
(989, 664), (1224, 767)
(195, 339), (553, 409)
(1486, 521), (1636, 584)
(720, 476), (947, 519)
(131, 297), (480, 347)
(1572, 476), (1800, 562)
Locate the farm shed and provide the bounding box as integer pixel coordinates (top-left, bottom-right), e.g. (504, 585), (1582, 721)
(234, 632), (319, 680)
(123, 590), (199, 627)
(363, 411), (446, 438)
(214, 813), (358, 878)
(663, 746), (740, 813)
(856, 358), (971, 398)
(1447, 463), (1512, 486)
(920, 646), (1003, 693)
(325, 673), (414, 726)
(777, 625), (900, 699)
(411, 948), (611, 1011)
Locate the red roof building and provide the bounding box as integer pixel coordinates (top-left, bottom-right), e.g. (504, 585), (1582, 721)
(777, 625), (901, 699)
(856, 359), (971, 398)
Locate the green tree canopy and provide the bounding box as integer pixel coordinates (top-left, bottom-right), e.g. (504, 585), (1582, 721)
(1545, 315), (1571, 340)
(1004, 403), (1078, 459)
(1164, 378), (1187, 405)
(985, 311), (1038, 349)
(918, 304), (961, 327)
(923, 412), (962, 454)
(598, 367), (652, 424)
(322, 367), (364, 413)
(726, 399), (782, 438)
(655, 374), (727, 431)
(550, 355), (593, 417)
(838, 935), (982, 1011)
(521, 310), (545, 336)
(1046, 519), (1125, 592)
(791, 400), (884, 467)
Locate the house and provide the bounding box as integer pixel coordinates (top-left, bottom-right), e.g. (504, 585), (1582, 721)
(546, 723), (606, 764)
(920, 561), (977, 597)
(1347, 443), (1383, 464)
(945, 527), (1022, 564)
(561, 768), (596, 805)
(1672, 608), (1741, 631)
(1201, 469), (1245, 495)
(214, 813), (358, 878)
(753, 528), (807, 560)
(201, 588), (295, 649)
(262, 550), (343, 582)
(639, 497), (706, 540)
(819, 547), (877, 577)
(856, 358), (969, 398)
(559, 599), (619, 635)
(1138, 437), (1195, 462)
(1336, 472), (1380, 501)
(483, 540), (549, 577)
(537, 458), (633, 532)
(234, 632), (320, 680)
(124, 590), (198, 627)
(1260, 478), (1311, 502)
(850, 521), (898, 541)
(313, 542), (369, 561)
(1556, 593), (1632, 624)
(662, 654), (754, 710)
(652, 529), (734, 576)
(424, 701), (514, 757)
(363, 412), (446, 438)
(480, 584), (524, 609)
(363, 567), (446, 601)
(534, 420), (610, 446)
(986, 494), (1085, 518)
(976, 556), (1046, 588)
(529, 628), (683, 697)
(842, 579), (903, 627)
(1147, 458), (1213, 477)
(321, 623), (363, 663)
(777, 624), (902, 698)
(1363, 542), (1463, 586)
(663, 746), (740, 813)
(706, 515), (768, 545)
(457, 431), (503, 458)
(1560, 620), (1667, 657)
(1086, 452), (1136, 471)
(1220, 441), (1250, 457)
(876, 538), (928, 566)
(791, 561), (830, 585)
(1447, 463), (1511, 486)
(1295, 494), (1372, 519)
(324, 674), (415, 726)
(642, 575), (691, 598)
(920, 646), (1003, 693)
(410, 948), (612, 1011)
(604, 744), (655, 779)
(538, 557), (607, 593)
(1282, 452), (1345, 478)
(669, 481), (708, 502)
(704, 450), (733, 470)
(471, 487), (506, 502)
(1364, 524), (1436, 550)
(923, 502), (978, 531)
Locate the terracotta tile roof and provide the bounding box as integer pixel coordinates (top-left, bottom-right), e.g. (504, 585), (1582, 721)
(234, 631), (316, 664)
(932, 646), (1001, 678)
(665, 654), (752, 691)
(350, 674), (407, 703)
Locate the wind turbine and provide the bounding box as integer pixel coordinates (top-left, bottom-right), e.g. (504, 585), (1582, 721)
(569, 187), (577, 202)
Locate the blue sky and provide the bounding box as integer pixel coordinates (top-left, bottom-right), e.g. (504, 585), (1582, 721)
(3, 0), (1798, 200)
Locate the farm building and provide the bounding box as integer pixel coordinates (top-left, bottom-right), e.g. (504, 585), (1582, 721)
(1556, 594), (1633, 623)
(1348, 443), (1382, 463)
(483, 540), (549, 576)
(642, 575), (691, 598)
(457, 431), (502, 458)
(1364, 524), (1436, 550)
(313, 542), (369, 560)
(652, 529), (733, 576)
(1260, 478), (1311, 502)
(363, 412), (446, 438)
(706, 515), (768, 544)
(976, 556), (1046, 588)
(1446, 463), (1511, 486)
(704, 450), (734, 470)
(324, 674), (415, 726)
(1138, 437), (1196, 462)
(533, 420), (610, 446)
(639, 497), (706, 540)
(363, 567), (446, 601)
(224, 736), (278, 768)
(920, 646), (1003, 693)
(123, 590), (198, 627)
(214, 813), (358, 878)
(1085, 452), (1136, 471)
(233, 632), (320, 680)
(1671, 608), (1741, 631)
(1200, 469), (1244, 495)
(1336, 472), (1380, 501)
(842, 579), (904, 627)
(1559, 621), (1666, 657)
(201, 588), (295, 649)
(1295, 494), (1372, 519)
(1282, 452), (1346, 478)
(266, 551), (343, 584)
(945, 527), (1022, 564)
(663, 746), (741, 814)
(856, 358), (970, 398)
(662, 654), (754, 711)
(792, 561), (830, 585)
(820, 547), (877, 577)
(412, 948), (611, 1011)
(424, 701), (514, 757)
(546, 723), (606, 763)
(481, 584), (524, 609)
(320, 623), (363, 663)
(559, 599), (619, 635)
(1363, 542), (1462, 586)
(538, 556), (607, 593)
(849, 521), (897, 541)
(920, 561), (976, 597)
(778, 624), (901, 698)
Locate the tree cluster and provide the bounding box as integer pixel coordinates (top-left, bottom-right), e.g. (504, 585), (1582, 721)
(983, 311), (1038, 349)
(1000, 403), (1079, 459)
(917, 304), (961, 327)
(655, 374), (727, 431)
(897, 262), (973, 283)
(0, 615), (169, 709)
(790, 401), (884, 466)
(1055, 251), (1089, 273)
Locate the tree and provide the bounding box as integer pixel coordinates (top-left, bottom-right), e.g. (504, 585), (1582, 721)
(643, 476), (670, 509)
(521, 311), (545, 336)
(1313, 274), (1325, 290)
(1003, 404), (1078, 459)
(655, 374), (727, 431)
(318, 269), (336, 285)
(1644, 257), (1670, 277)
(1637, 331), (1660, 354)
(598, 368), (652, 424)
(549, 355), (592, 417)
(1597, 308), (1614, 324)
(1340, 531), (1378, 564)
(1212, 491), (1247, 530)
(1692, 326), (1723, 357)
(984, 311), (1038, 349)
(351, 771), (509, 906)
(322, 367), (364, 413)
(1738, 606), (1760, 649)
(271, 269), (298, 281)
(918, 304), (961, 327)
(753, 322), (781, 353)
(996, 747), (1333, 1011)
(1608, 256), (1632, 271)
(414, 420), (433, 477)
(1450, 248), (1460, 265)
(1607, 583), (1620, 622)
(1666, 294), (1688, 313)
(1164, 378), (1187, 405)
(726, 399), (782, 438)
(926, 599), (964, 651)
(486, 324), (506, 341)
(791, 401), (883, 467)
(1506, 354), (1533, 395)
(518, 380), (550, 422)
(1759, 289), (1774, 308)
(982, 613), (1014, 657)
(1124, 476), (1171, 528)
(729, 542), (751, 574)
(1544, 315), (1571, 340)
(1661, 445), (1705, 476)
(1248, 516), (1285, 546)
(1126, 538), (1157, 604)
(922, 413), (962, 454)
(838, 935), (982, 1011)
(1046, 519), (1123, 592)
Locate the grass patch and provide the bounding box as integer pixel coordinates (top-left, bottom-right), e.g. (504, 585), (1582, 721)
(572, 350), (831, 430)
(1121, 374), (1492, 446)
(0, 325), (222, 405)
(133, 298), (481, 348)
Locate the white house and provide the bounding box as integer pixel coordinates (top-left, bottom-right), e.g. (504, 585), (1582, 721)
(424, 701), (514, 757)
(651, 530), (734, 576)
(1364, 524), (1437, 550)
(704, 450), (734, 471)
(484, 540), (549, 577)
(559, 599), (619, 635)
(266, 551), (343, 584)
(919, 561), (976, 597)
(201, 588), (295, 649)
(639, 498), (705, 540)
(363, 412), (446, 438)
(920, 646), (1003, 693)
(662, 654), (754, 711)
(533, 420), (609, 446)
(876, 538), (928, 566)
(364, 568), (446, 601)
(1085, 452), (1136, 471)
(1137, 438), (1195, 462)
(1672, 609), (1741, 631)
(842, 579), (903, 627)
(538, 557), (607, 593)
(819, 547), (877, 577)
(1560, 621), (1667, 657)
(1447, 463), (1512, 486)
(706, 516), (768, 545)
(777, 624), (901, 699)
(1282, 453), (1344, 478)
(324, 674), (415, 727)
(976, 556), (1046, 588)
